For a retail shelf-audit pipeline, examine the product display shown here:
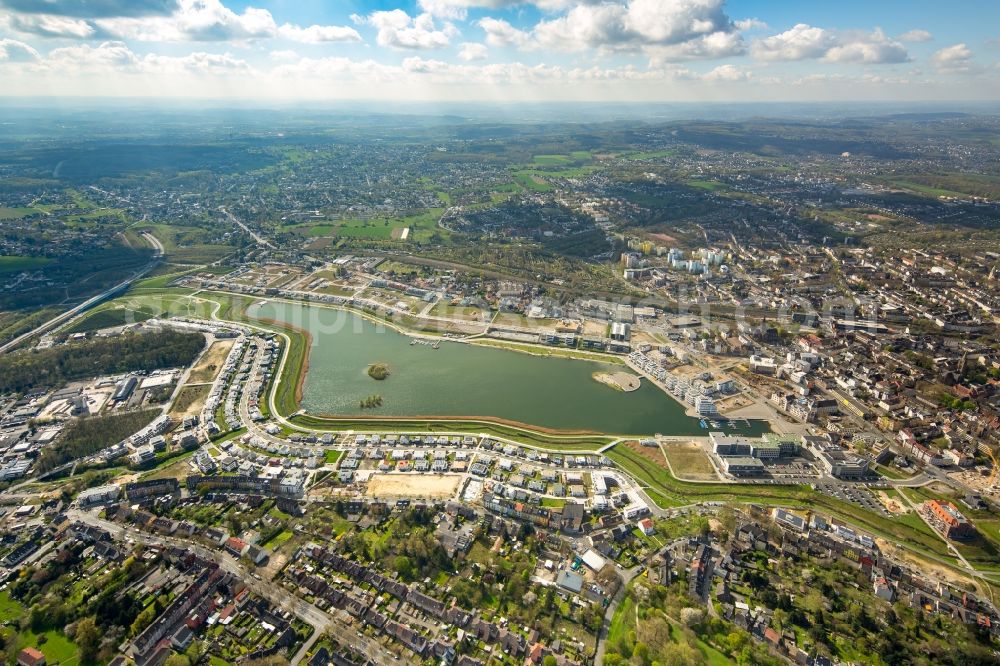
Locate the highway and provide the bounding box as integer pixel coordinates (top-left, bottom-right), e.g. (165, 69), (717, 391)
(0, 232), (163, 354)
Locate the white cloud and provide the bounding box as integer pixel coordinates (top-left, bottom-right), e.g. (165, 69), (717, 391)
(898, 29), (932, 43)
(1, 13), (97, 38)
(823, 29), (908, 64)
(458, 42), (488, 61)
(931, 43), (974, 73)
(277, 24), (362, 44)
(530, 0), (736, 52)
(734, 18), (767, 31)
(0, 38), (39, 62)
(0, 1), (359, 45)
(32, 39), (248, 75)
(751, 24), (834, 60)
(702, 63), (749, 81)
(752, 24), (908, 64)
(648, 29), (744, 62)
(416, 0), (575, 18)
(96, 0), (277, 42)
(362, 10), (457, 50)
(143, 50), (249, 73)
(44, 40), (139, 71)
(478, 17), (529, 47)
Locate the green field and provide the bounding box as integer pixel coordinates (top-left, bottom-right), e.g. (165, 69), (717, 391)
(307, 224), (337, 237)
(21, 630), (80, 666)
(0, 207), (39, 219)
(533, 154), (573, 165)
(0, 590), (23, 622)
(685, 178), (725, 191)
(0, 592), (79, 666)
(0, 255), (54, 273)
(64, 306), (158, 333)
(67, 292), (213, 334)
(291, 413), (614, 451)
(135, 223), (233, 264)
(262, 529), (294, 548)
(512, 171), (554, 192)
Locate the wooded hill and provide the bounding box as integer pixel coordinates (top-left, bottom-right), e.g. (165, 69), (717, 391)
(0, 329), (205, 393)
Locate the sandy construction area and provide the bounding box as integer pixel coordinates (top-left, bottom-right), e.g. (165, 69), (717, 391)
(366, 473), (462, 499)
(593, 372), (641, 392)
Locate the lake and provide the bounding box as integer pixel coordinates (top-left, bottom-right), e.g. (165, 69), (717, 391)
(251, 301), (769, 436)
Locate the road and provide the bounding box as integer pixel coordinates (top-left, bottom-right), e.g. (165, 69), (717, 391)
(594, 563), (645, 665)
(0, 233), (163, 354)
(67, 509), (400, 666)
(220, 206), (276, 250)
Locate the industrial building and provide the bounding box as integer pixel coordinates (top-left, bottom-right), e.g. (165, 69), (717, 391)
(721, 457), (765, 476)
(804, 437), (871, 479)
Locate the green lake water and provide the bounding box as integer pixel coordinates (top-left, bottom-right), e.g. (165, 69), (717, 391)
(252, 301), (769, 436)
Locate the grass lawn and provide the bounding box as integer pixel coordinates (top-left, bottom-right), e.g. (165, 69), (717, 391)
(873, 463), (919, 480)
(685, 179), (726, 191)
(0, 590), (24, 622)
(891, 180), (974, 199)
(263, 529), (294, 548)
(606, 595), (635, 649)
(0, 255), (53, 273)
(64, 306), (157, 333)
(291, 413), (614, 451)
(325, 449), (344, 464)
(533, 154), (573, 165)
(18, 630), (79, 665)
(307, 225), (337, 237)
(0, 207), (40, 219)
(512, 171), (554, 192)
(335, 221), (395, 239)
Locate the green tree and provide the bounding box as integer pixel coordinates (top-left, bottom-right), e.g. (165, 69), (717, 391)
(75, 617), (101, 664)
(394, 555), (414, 581)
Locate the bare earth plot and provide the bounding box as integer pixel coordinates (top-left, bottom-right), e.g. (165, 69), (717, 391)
(366, 473), (462, 499)
(169, 384), (210, 419)
(622, 440), (670, 469)
(661, 441), (718, 480)
(188, 339), (235, 383)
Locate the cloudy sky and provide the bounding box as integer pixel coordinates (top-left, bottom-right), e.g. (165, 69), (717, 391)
(0, 0), (997, 102)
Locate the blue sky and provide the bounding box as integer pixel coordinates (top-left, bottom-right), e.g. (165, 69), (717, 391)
(0, 0), (997, 101)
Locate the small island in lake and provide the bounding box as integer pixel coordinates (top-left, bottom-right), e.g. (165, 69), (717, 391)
(360, 394), (383, 409)
(367, 362), (391, 380)
(592, 371), (641, 392)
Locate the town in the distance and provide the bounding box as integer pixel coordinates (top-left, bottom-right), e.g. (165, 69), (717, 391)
(1, 105), (1000, 666)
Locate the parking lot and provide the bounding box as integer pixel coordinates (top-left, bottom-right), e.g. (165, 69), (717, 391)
(815, 481), (892, 517)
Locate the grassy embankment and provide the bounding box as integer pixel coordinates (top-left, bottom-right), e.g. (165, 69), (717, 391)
(607, 444), (974, 568)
